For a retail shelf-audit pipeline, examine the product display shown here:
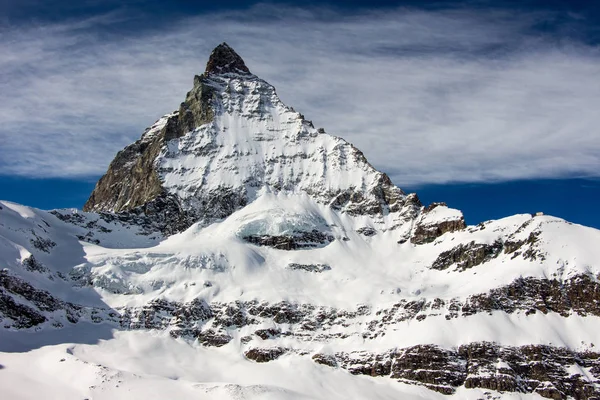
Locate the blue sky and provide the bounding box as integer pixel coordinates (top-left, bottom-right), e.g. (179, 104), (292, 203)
(1, 0), (599, 228)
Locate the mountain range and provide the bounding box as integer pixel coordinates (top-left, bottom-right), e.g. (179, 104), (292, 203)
(1, 43), (599, 400)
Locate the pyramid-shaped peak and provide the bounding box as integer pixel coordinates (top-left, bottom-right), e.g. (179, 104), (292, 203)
(205, 42), (251, 75)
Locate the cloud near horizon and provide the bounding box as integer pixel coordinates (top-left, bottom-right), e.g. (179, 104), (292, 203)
(1, 4), (599, 187)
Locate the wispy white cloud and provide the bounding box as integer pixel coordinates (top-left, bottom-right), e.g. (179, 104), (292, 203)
(1, 4), (599, 186)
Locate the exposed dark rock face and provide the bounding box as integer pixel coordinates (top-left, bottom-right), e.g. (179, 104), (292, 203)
(178, 74), (216, 135)
(392, 345), (466, 394)
(21, 255), (48, 273)
(431, 240), (504, 271)
(245, 347), (287, 363)
(118, 299), (366, 340)
(287, 263), (331, 273)
(0, 291), (47, 328)
(327, 172), (409, 217)
(429, 230), (544, 272)
(312, 353), (338, 367)
(1, 271), (68, 314)
(148, 300), (371, 339)
(129, 299), (231, 346)
(0, 270), (118, 328)
(124, 298), (213, 331)
(425, 202), (447, 212)
(122, 193), (194, 236)
(197, 329), (233, 347)
(50, 209), (164, 244)
(254, 327), (282, 340)
(356, 227), (377, 236)
(83, 72), (218, 232)
(504, 231), (544, 261)
(337, 351), (394, 377)
(30, 233), (56, 253)
(83, 122), (168, 214)
(243, 231), (334, 250)
(411, 217), (466, 245)
(330, 343), (600, 398)
(462, 274), (600, 318)
(169, 328), (232, 347)
(205, 42), (251, 75)
(366, 274), (600, 335)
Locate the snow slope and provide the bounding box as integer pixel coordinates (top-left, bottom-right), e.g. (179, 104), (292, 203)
(2, 194), (600, 398)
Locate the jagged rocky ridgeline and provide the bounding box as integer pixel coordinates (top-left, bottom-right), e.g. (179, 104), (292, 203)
(82, 42), (464, 243)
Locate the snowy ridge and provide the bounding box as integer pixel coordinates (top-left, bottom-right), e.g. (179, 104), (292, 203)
(2, 44), (600, 399)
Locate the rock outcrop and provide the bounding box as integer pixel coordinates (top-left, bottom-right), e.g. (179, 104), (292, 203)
(431, 240), (504, 271)
(205, 42), (251, 75)
(242, 230), (334, 250)
(245, 347), (287, 363)
(331, 343), (600, 398)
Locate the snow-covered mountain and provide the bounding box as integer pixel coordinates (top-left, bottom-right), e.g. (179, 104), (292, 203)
(1, 43), (599, 400)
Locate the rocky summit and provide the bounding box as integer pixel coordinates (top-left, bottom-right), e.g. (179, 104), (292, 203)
(1, 44), (599, 400)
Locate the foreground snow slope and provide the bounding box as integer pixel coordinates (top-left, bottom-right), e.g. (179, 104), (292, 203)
(2, 329), (547, 400)
(1, 44), (599, 398)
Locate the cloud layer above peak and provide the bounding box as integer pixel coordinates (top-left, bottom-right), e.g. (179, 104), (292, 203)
(1, 4), (599, 186)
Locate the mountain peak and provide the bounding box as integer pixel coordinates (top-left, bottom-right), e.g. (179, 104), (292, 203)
(85, 44), (438, 237)
(205, 42), (250, 75)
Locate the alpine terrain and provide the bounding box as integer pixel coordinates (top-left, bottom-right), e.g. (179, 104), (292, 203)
(1, 43), (599, 400)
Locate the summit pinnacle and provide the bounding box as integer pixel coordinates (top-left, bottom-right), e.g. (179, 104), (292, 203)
(205, 42), (250, 75)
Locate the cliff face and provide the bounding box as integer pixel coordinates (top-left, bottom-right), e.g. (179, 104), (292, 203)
(83, 113), (173, 214)
(83, 59), (218, 215)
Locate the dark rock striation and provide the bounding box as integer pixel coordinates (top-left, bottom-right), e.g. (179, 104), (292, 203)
(245, 347), (287, 363)
(5, 271), (600, 337)
(330, 343), (600, 398)
(243, 231), (334, 250)
(286, 263), (331, 273)
(0, 270), (119, 328)
(411, 206), (466, 245)
(431, 240), (504, 271)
